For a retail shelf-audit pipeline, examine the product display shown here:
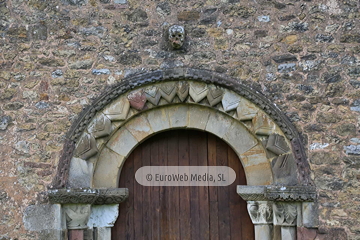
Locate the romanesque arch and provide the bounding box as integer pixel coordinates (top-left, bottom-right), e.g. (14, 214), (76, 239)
(48, 68), (317, 240)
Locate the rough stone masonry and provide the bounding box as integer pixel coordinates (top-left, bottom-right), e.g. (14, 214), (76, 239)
(0, 0), (359, 239)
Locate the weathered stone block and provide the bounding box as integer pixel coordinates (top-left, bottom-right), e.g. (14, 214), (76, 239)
(177, 10), (200, 21)
(271, 153), (297, 185)
(125, 115), (153, 142)
(68, 157), (93, 188)
(188, 106), (210, 130)
(168, 105), (189, 128)
(93, 147), (124, 188)
(145, 108), (170, 132)
(107, 128), (138, 157)
(23, 204), (62, 231)
(272, 54), (298, 63)
(205, 112), (232, 138)
(87, 205), (119, 228)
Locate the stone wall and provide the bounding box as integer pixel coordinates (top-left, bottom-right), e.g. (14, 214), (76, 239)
(0, 0), (359, 239)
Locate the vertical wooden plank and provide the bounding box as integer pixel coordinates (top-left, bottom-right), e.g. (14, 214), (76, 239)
(133, 144), (143, 240)
(216, 137), (231, 240)
(228, 145), (243, 240)
(208, 133), (219, 240)
(178, 130), (191, 240)
(124, 151), (134, 240)
(113, 150), (134, 240)
(167, 131), (180, 240)
(159, 132), (169, 240)
(142, 139), (152, 239)
(198, 132), (210, 240)
(189, 132), (200, 240)
(151, 135), (160, 240)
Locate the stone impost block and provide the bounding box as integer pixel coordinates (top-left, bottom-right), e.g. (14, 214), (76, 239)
(237, 185), (267, 201)
(48, 188), (128, 205)
(237, 185), (317, 202)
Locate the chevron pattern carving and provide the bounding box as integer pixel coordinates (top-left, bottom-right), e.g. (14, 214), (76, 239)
(102, 96), (130, 121)
(73, 81), (290, 162)
(189, 82), (208, 103)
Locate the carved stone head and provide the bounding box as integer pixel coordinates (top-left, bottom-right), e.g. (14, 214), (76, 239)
(168, 25), (185, 49)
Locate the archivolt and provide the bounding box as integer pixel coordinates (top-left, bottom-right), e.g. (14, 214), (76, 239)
(51, 68), (311, 189)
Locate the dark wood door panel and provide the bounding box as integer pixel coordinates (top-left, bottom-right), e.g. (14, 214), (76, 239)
(112, 130), (254, 240)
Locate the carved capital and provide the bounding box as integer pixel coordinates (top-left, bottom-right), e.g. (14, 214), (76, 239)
(247, 201), (273, 224)
(63, 204), (91, 230)
(273, 202), (297, 226)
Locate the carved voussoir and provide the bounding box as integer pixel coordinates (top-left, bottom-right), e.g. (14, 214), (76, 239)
(189, 82), (208, 102)
(271, 153), (298, 185)
(144, 86), (161, 106)
(253, 112), (276, 135)
(236, 98), (258, 121)
(222, 90), (241, 112)
(74, 133), (98, 160)
(177, 81), (189, 102)
(207, 86), (224, 106)
(159, 82), (178, 103)
(88, 113), (112, 139)
(266, 133), (290, 155)
(127, 89), (147, 111)
(102, 96), (130, 121)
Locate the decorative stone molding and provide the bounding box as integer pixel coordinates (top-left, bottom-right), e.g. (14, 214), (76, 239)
(63, 204), (91, 230)
(52, 68), (311, 190)
(48, 188), (128, 205)
(247, 201), (273, 224)
(237, 185), (316, 202)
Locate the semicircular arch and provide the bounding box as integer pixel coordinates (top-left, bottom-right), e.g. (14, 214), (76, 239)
(52, 68), (311, 189)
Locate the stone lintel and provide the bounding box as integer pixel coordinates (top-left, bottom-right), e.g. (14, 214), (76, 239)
(237, 185), (316, 202)
(48, 188), (128, 205)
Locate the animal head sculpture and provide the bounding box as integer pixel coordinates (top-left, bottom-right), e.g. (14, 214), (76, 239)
(168, 25), (185, 49)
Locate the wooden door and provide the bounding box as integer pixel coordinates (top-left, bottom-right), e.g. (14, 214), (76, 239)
(112, 130), (254, 240)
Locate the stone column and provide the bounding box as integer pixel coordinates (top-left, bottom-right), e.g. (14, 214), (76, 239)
(63, 204), (91, 240)
(273, 202), (298, 240)
(247, 201), (273, 240)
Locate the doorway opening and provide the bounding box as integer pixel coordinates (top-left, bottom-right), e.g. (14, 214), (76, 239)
(112, 129), (254, 240)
